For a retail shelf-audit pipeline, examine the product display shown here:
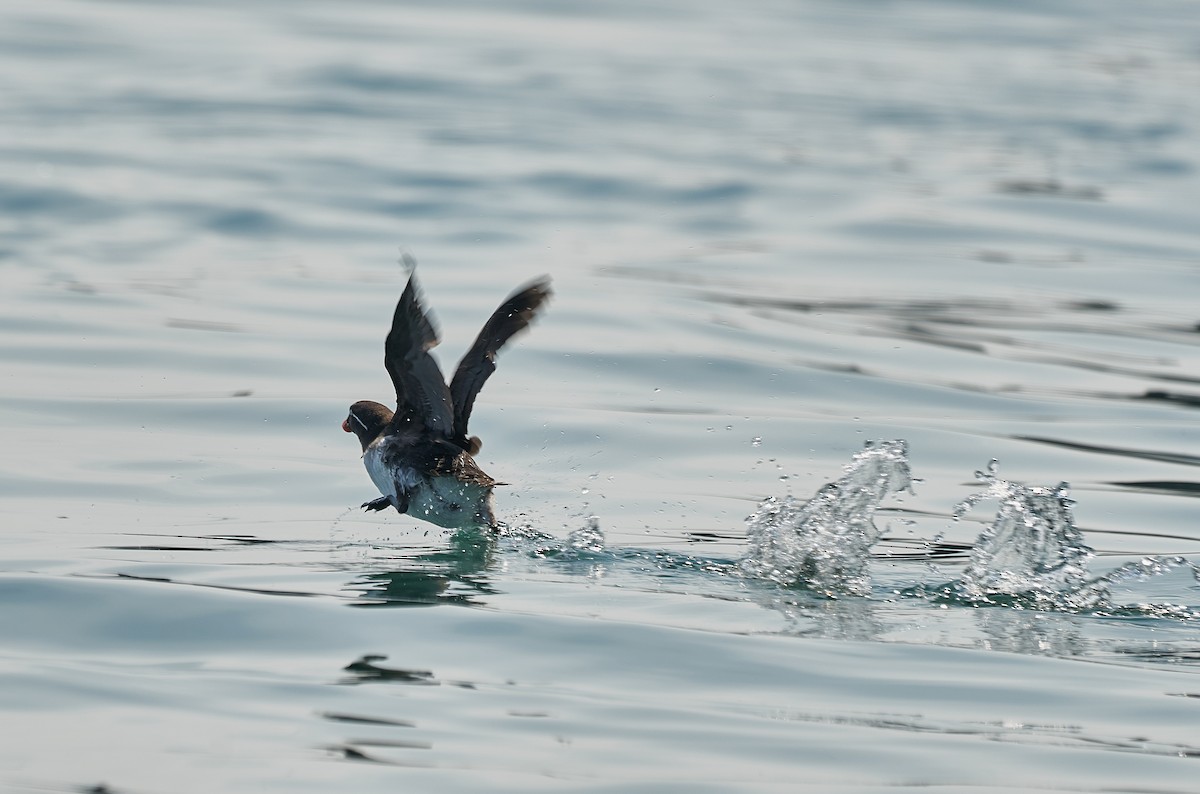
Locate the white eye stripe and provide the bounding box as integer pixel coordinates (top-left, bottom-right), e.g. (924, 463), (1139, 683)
(349, 411), (369, 432)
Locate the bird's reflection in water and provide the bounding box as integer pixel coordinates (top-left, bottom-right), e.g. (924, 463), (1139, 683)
(347, 528), (499, 607)
(340, 654), (439, 685)
(971, 606), (1090, 658)
(765, 589), (888, 643)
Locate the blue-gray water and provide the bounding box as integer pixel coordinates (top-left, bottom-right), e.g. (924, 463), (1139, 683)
(4, 1), (1200, 791)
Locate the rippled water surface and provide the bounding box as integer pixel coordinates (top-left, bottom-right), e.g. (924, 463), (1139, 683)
(4, 1), (1200, 791)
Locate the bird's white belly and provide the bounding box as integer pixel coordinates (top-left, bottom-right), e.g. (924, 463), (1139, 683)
(362, 441), (494, 529)
(408, 477), (495, 529)
(362, 442), (416, 500)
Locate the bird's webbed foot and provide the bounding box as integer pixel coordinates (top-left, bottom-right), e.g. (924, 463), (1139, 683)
(361, 496), (392, 512)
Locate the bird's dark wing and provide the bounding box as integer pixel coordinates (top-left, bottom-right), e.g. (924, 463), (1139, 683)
(384, 273), (454, 437)
(449, 276), (551, 444)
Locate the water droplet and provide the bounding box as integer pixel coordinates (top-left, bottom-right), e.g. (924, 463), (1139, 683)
(751, 436), (762, 447)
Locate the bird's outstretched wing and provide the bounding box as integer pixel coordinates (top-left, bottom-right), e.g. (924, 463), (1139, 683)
(449, 276), (551, 445)
(384, 273), (454, 437)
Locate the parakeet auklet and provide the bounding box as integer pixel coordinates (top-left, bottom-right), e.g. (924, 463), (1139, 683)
(342, 270), (550, 529)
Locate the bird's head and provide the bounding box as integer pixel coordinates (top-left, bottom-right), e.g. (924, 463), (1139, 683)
(342, 400), (394, 451)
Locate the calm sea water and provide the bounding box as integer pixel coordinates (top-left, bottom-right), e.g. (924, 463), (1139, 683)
(3, 0), (1200, 791)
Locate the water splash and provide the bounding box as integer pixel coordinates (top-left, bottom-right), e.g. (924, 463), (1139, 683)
(950, 462), (1199, 613)
(1092, 556), (1200, 619)
(740, 440), (912, 596)
(504, 515), (608, 561)
(566, 516), (606, 554)
(494, 452), (1196, 622)
(952, 462), (1095, 607)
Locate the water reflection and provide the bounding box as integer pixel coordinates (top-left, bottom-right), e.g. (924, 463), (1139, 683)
(763, 590), (888, 643)
(1111, 645), (1200, 665)
(346, 529), (497, 607)
(691, 285), (1200, 415)
(1016, 435), (1200, 467)
(340, 655), (438, 686)
(971, 607), (1091, 658)
(330, 478), (1200, 671)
